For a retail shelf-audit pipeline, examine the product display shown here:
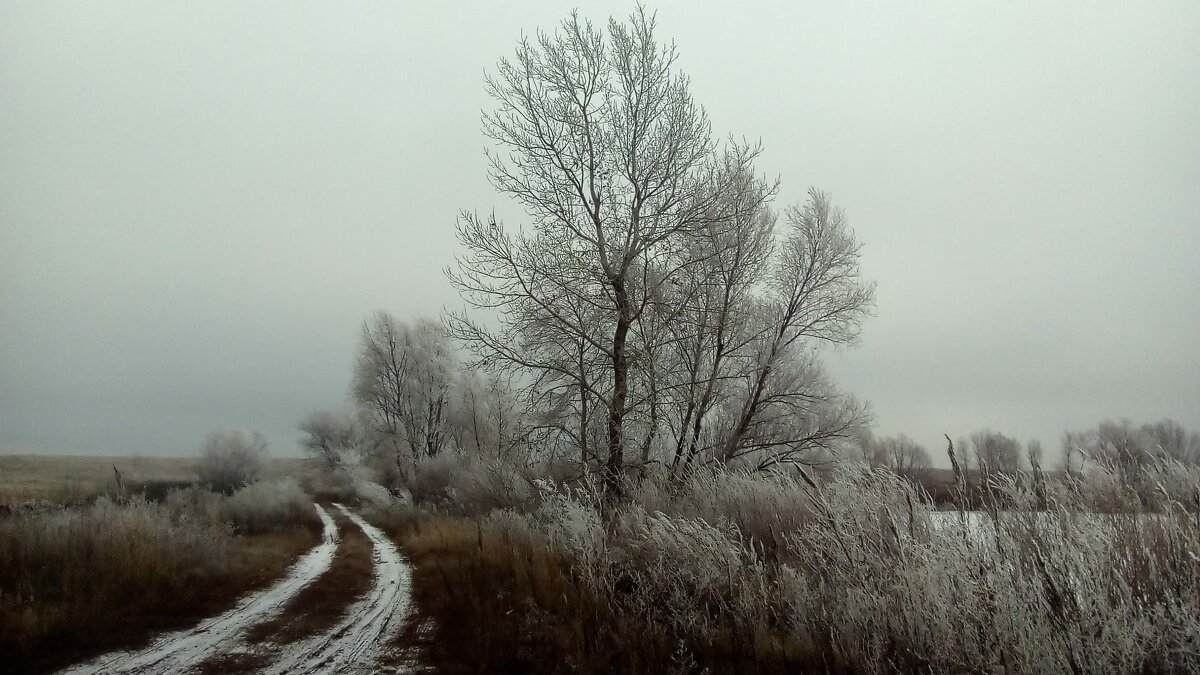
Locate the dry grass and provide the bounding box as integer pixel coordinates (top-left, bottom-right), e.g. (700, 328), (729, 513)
(0, 454), (318, 506)
(368, 508), (685, 675)
(367, 455), (1200, 674)
(0, 481), (322, 674)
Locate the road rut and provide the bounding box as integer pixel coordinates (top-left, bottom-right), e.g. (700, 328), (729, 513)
(261, 503), (412, 674)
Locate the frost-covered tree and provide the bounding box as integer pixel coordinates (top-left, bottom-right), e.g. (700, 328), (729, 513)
(854, 433), (931, 477)
(970, 430), (1023, 475)
(298, 409), (360, 470)
(448, 8), (873, 496)
(353, 312), (455, 468)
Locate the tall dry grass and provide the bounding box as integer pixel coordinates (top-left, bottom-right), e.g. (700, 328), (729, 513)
(0, 480), (321, 673)
(373, 453), (1200, 674)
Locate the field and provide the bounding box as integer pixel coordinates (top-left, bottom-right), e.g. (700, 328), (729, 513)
(0, 454), (316, 505)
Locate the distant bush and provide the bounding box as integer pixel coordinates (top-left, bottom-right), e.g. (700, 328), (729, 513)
(405, 451), (539, 514)
(197, 430), (268, 494)
(166, 479), (321, 535)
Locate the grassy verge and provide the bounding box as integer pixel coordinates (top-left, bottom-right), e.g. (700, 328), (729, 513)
(369, 508), (817, 675)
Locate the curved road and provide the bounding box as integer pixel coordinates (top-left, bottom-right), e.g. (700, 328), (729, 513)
(58, 502), (414, 675)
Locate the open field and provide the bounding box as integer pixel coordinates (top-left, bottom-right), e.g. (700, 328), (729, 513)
(0, 454), (318, 504)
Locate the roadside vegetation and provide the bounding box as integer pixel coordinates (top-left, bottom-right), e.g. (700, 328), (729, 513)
(0, 447), (321, 673)
(360, 447), (1200, 674)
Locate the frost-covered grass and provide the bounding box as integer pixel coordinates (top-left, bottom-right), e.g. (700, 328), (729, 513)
(0, 454), (318, 507)
(164, 478), (322, 535)
(0, 480), (320, 673)
(375, 458), (1200, 674)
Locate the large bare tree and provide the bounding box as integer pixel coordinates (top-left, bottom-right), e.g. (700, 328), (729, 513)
(970, 429), (1024, 475)
(449, 9), (764, 496)
(449, 9), (873, 496)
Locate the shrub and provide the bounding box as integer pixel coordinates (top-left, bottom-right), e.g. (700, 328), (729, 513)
(165, 479), (320, 535)
(405, 451), (540, 514)
(197, 430), (268, 495)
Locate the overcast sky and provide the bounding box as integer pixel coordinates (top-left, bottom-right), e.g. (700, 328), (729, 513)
(2, 1), (1198, 464)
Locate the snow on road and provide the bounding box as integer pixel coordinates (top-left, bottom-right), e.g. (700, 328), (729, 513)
(58, 503), (340, 675)
(262, 503), (413, 675)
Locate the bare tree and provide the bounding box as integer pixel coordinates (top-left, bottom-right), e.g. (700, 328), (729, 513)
(447, 372), (530, 462)
(448, 8), (873, 496)
(448, 8), (766, 497)
(854, 433), (930, 477)
(353, 312), (455, 471)
(1026, 438), (1044, 469)
(855, 432), (890, 469)
(970, 430), (1023, 475)
(884, 434), (932, 477)
(1139, 418), (1199, 464)
(1060, 419), (1199, 484)
(1058, 430), (1088, 477)
(715, 190), (874, 468)
(298, 410), (359, 470)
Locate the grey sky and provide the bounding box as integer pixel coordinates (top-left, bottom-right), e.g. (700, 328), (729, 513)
(2, 1), (1198, 463)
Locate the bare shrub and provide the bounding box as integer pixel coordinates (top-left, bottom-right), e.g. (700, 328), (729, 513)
(407, 451), (460, 505)
(198, 430), (268, 495)
(406, 451), (540, 514)
(217, 479), (320, 535)
(449, 457), (540, 513)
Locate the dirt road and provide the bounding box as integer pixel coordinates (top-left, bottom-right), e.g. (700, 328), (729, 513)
(262, 504), (412, 674)
(58, 502), (414, 675)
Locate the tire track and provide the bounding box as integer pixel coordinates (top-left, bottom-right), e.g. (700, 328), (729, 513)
(58, 503), (340, 675)
(262, 503), (413, 675)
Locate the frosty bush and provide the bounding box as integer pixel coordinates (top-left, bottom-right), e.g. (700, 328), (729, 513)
(197, 430), (268, 494)
(218, 478), (319, 534)
(166, 478), (319, 534)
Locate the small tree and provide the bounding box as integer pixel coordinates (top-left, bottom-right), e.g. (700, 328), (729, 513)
(855, 432), (890, 469)
(884, 434), (932, 477)
(353, 312), (455, 468)
(198, 430), (268, 494)
(299, 410), (360, 470)
(1026, 439), (1044, 469)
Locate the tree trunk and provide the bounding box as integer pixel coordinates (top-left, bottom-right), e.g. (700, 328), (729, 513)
(605, 276), (631, 500)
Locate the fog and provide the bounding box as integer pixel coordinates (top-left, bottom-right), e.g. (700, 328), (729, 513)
(2, 1), (1198, 462)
